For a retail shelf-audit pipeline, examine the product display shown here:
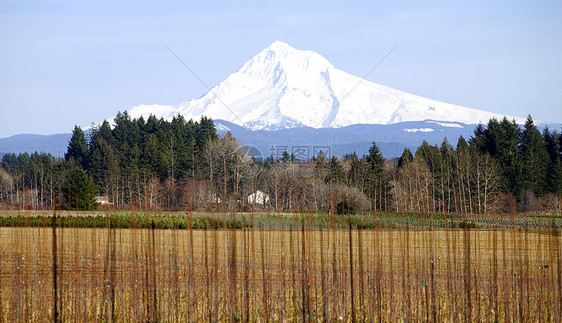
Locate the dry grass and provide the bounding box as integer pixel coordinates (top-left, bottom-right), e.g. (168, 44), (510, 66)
(0, 216), (561, 322)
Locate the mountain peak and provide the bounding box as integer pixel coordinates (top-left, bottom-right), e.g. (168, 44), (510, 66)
(241, 41), (334, 80)
(128, 42), (524, 130)
(266, 40), (294, 52)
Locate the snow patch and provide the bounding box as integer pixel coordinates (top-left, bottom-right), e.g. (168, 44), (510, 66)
(428, 121), (464, 128)
(404, 128), (434, 133)
(215, 123), (231, 131)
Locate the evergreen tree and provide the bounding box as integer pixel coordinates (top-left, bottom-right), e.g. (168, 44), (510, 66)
(264, 154), (276, 168)
(457, 136), (469, 151)
(348, 152), (369, 193)
(315, 150), (327, 164)
(415, 141), (441, 173)
(143, 133), (166, 179)
(328, 156), (344, 183)
(160, 130), (178, 179)
(414, 141), (441, 211)
(113, 111), (138, 147)
(440, 138), (454, 156)
(455, 136), (473, 213)
(18, 153), (32, 187)
(519, 115), (549, 196)
(336, 200), (354, 215)
(65, 125), (90, 170)
(290, 152), (298, 162)
(196, 116), (218, 146)
(169, 115), (188, 179)
(551, 159), (562, 195)
(439, 138), (455, 212)
(543, 126), (559, 161)
(89, 138), (118, 194)
(366, 142), (385, 195)
(1, 153), (18, 172)
(113, 111), (140, 163)
(63, 166), (98, 210)
(90, 120), (114, 148)
(485, 117), (522, 196)
(195, 116), (218, 178)
(398, 148), (413, 168)
(143, 115), (161, 135)
(281, 151), (291, 163)
(313, 150), (329, 183)
(469, 123), (487, 153)
(482, 118), (499, 155)
(558, 128), (562, 159)
(543, 127), (560, 193)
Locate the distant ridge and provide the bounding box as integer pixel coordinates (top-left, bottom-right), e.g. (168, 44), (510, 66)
(0, 133), (71, 157)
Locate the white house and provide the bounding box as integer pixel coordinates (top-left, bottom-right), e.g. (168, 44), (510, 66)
(94, 196), (114, 206)
(246, 190), (270, 206)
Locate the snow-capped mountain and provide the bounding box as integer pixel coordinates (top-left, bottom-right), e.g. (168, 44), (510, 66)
(128, 41), (524, 130)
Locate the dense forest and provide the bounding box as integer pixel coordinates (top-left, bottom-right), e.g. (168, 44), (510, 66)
(0, 113), (560, 214)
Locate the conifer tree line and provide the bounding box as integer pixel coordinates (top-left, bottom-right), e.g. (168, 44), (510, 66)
(0, 113), (561, 213)
(249, 115), (562, 214)
(0, 112), (219, 210)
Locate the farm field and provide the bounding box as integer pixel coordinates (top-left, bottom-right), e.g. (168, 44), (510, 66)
(0, 211), (561, 322)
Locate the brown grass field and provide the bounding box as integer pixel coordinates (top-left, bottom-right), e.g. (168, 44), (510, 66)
(0, 211), (561, 322)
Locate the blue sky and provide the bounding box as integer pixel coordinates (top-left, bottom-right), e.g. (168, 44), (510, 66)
(1, 0), (561, 137)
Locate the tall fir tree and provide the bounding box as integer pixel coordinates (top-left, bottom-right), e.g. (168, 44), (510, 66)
(195, 116), (218, 178)
(519, 115), (549, 196)
(439, 138), (455, 212)
(89, 138), (118, 194)
(485, 117), (523, 197)
(328, 156), (344, 183)
(551, 159), (562, 195)
(65, 125), (90, 170)
(543, 127), (561, 193)
(63, 166), (98, 210)
(170, 114), (194, 180)
(469, 123), (487, 153)
(398, 148), (413, 168)
(348, 152), (369, 193)
(142, 133), (166, 179)
(366, 141), (385, 194)
(90, 120), (114, 148)
(415, 140), (441, 173)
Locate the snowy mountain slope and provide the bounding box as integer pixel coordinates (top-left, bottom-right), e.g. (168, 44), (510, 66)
(128, 41), (525, 129)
